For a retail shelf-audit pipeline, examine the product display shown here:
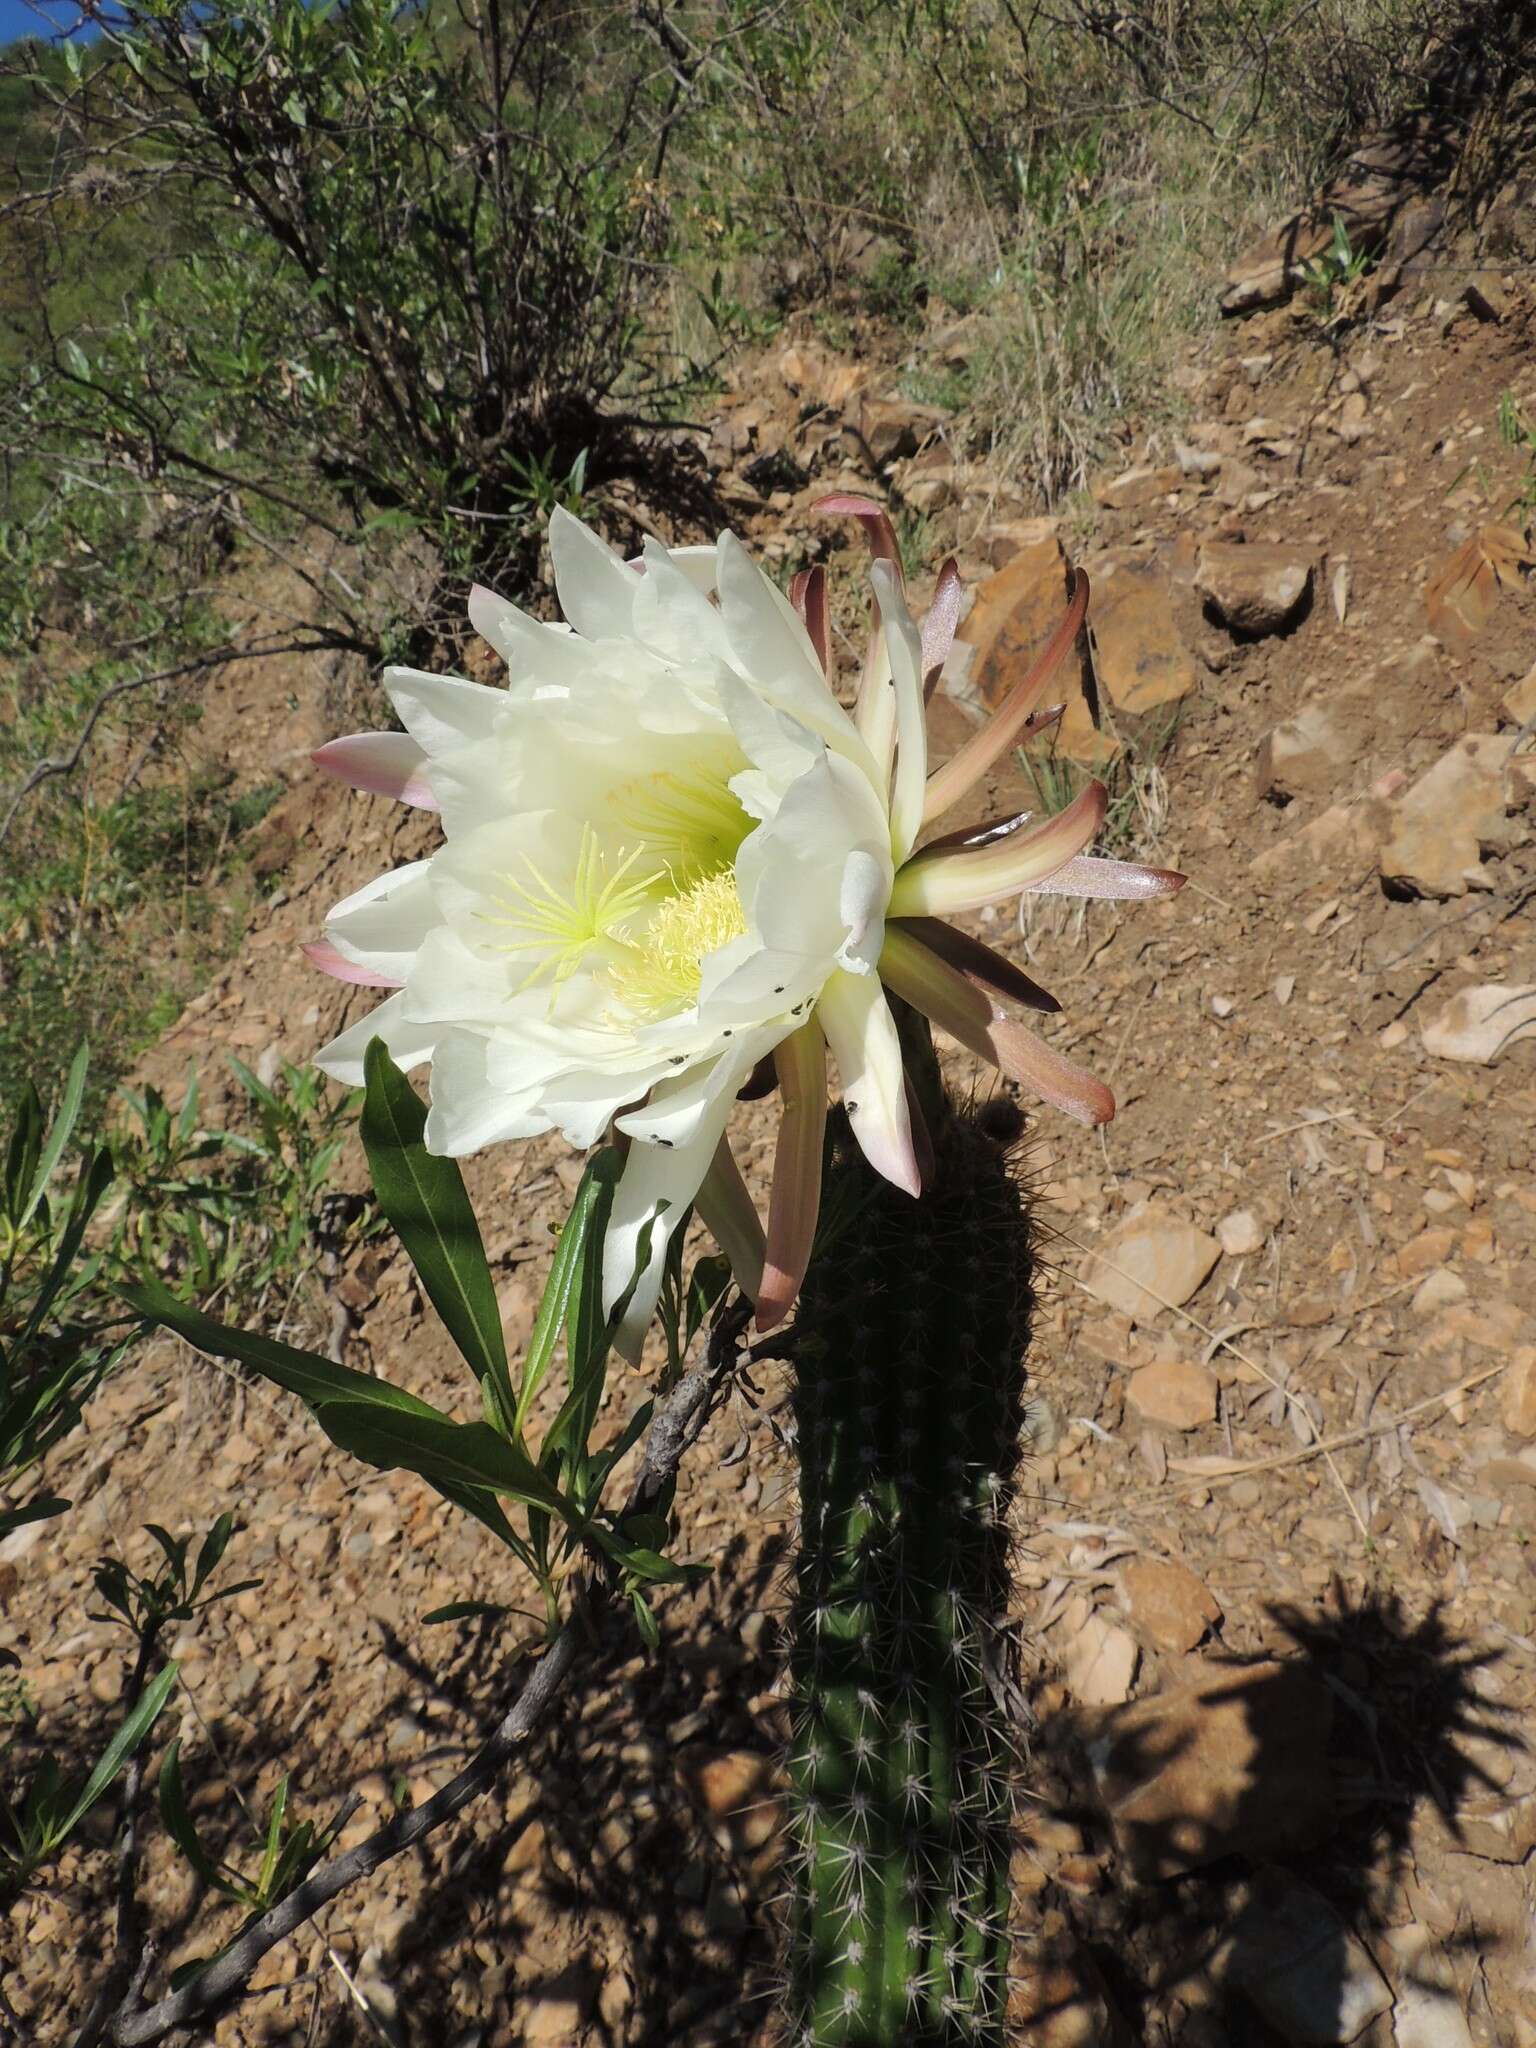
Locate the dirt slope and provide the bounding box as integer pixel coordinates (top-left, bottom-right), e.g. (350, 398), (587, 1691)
(5, 260), (1536, 2046)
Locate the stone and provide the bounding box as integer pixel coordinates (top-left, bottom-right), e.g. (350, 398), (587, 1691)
(1214, 454), (1263, 507)
(1058, 1596), (1139, 1706)
(1126, 1360), (1219, 1432)
(1081, 1202), (1222, 1322)
(1424, 525), (1536, 644)
(1085, 552), (1198, 714)
(1504, 663), (1536, 727)
(1196, 541), (1312, 636)
(1217, 1209), (1264, 1257)
(1411, 1268), (1468, 1317)
(1333, 390), (1370, 443)
(1093, 464), (1183, 510)
(1482, 1451), (1536, 1496)
(1502, 1347), (1536, 1437)
(1254, 706), (1343, 803)
(1421, 983), (1536, 1062)
(953, 538), (1115, 769)
(855, 395), (946, 467)
(676, 1749), (779, 1871)
(1463, 271), (1508, 322)
(1089, 1660), (1334, 1879)
(1010, 1949), (1131, 2046)
(1384, 1926), (1476, 2048)
(1451, 1733), (1536, 1861)
(1250, 793), (1395, 883)
(1121, 1557), (1222, 1653)
(1381, 736), (1532, 899)
(986, 516), (1061, 568)
(519, 1966), (597, 2046)
(1220, 1869), (1393, 2044)
(1397, 1226), (1458, 1278)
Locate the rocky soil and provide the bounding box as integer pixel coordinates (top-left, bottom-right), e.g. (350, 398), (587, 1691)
(4, 219), (1536, 2047)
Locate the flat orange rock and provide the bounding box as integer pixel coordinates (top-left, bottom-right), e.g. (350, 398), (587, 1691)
(955, 537), (1118, 766)
(1085, 552), (1197, 716)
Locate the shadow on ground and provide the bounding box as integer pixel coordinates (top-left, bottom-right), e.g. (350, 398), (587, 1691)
(1018, 1581), (1523, 2045)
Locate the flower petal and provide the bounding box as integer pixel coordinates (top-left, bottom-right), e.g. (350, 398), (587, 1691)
(423, 1027), (552, 1154)
(616, 1025), (779, 1147)
(633, 538), (734, 665)
(837, 848), (889, 975)
(757, 1019), (827, 1332)
(1022, 854), (1187, 901)
(468, 584), (589, 688)
(715, 531), (874, 775)
(313, 992), (437, 1086)
(891, 916), (1059, 1012)
(879, 925), (1114, 1125)
(697, 1133), (766, 1304)
(854, 619), (895, 792)
(312, 732), (439, 810)
(890, 782), (1107, 917)
(733, 753), (893, 983)
(922, 568), (1089, 823)
(301, 939), (403, 989)
(871, 559), (926, 862)
(386, 667), (507, 759)
(604, 1041), (759, 1361)
(817, 968), (920, 1196)
(548, 506), (642, 642)
(647, 542), (718, 594)
(325, 860), (437, 982)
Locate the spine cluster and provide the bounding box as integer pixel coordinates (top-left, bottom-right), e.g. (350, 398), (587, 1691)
(787, 1104), (1034, 2046)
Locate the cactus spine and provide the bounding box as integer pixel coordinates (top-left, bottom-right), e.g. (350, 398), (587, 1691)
(787, 1066), (1033, 2047)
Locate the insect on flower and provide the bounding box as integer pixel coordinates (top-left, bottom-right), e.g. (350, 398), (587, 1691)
(304, 500), (1182, 1353)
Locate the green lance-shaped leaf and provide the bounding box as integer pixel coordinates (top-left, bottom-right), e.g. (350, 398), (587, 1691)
(54, 1661), (180, 1849)
(17, 1040), (90, 1234)
(360, 1038), (513, 1426)
(159, 1738), (240, 1899)
(514, 1147), (622, 1443)
(125, 1279), (630, 1565)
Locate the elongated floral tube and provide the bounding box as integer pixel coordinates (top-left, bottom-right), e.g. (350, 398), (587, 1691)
(758, 1020), (829, 1332)
(311, 733), (439, 810)
(879, 925), (1115, 1125)
(790, 564), (831, 678)
(816, 493), (902, 578)
(1022, 853), (1185, 901)
(696, 1134), (766, 1305)
(872, 560), (927, 862)
(920, 558), (964, 702)
(921, 570), (1088, 824)
(855, 617), (896, 783)
(890, 782), (1107, 917)
(892, 917), (1059, 1013)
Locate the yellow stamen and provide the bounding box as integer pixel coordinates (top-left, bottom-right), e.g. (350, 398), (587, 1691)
(479, 826), (662, 989)
(608, 868), (747, 1018)
(609, 751), (751, 881)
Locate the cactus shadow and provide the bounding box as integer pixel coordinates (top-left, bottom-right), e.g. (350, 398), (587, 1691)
(1018, 1583), (1523, 2044)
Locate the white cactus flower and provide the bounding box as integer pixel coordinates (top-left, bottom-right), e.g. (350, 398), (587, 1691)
(306, 502), (1181, 1354)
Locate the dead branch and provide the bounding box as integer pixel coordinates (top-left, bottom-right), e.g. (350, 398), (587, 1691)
(104, 1293), (764, 2047)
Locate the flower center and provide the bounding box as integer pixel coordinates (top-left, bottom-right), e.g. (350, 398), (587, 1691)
(481, 826), (664, 989)
(608, 752), (751, 883)
(608, 868), (747, 1018)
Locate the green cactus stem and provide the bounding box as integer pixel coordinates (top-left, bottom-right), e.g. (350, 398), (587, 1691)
(786, 1071), (1034, 2047)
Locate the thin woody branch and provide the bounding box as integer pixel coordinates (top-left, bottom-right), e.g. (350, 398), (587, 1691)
(103, 1295), (765, 2047)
